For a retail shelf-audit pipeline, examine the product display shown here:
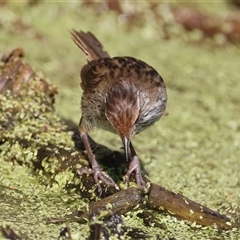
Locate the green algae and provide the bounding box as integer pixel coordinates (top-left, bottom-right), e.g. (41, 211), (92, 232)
(0, 1), (240, 239)
(0, 160), (89, 239)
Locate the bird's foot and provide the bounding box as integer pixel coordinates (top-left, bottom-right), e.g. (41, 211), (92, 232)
(92, 164), (119, 196)
(125, 156), (146, 189)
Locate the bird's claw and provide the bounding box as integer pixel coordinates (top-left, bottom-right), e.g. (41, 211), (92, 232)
(92, 166), (119, 195)
(125, 156), (146, 189)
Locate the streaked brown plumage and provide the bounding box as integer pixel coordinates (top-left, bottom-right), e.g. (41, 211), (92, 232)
(71, 30), (167, 195)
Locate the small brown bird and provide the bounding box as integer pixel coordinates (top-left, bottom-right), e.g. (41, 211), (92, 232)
(71, 30), (167, 194)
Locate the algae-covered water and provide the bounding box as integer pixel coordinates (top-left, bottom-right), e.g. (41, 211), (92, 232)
(0, 2), (240, 239)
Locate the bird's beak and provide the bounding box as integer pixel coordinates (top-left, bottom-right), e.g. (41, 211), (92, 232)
(123, 136), (130, 162)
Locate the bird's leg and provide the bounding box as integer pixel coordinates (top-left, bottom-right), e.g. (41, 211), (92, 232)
(125, 141), (146, 188)
(78, 124), (119, 195)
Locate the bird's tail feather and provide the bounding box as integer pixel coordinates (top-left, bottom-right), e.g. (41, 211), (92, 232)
(71, 30), (110, 62)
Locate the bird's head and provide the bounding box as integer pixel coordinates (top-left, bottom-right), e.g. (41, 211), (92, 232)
(105, 80), (140, 160)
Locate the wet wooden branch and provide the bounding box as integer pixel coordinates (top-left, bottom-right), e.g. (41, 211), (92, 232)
(88, 185), (239, 231)
(148, 183), (239, 230)
(0, 225), (22, 240)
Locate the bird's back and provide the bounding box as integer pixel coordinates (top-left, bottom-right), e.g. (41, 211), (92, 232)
(80, 56), (165, 94)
